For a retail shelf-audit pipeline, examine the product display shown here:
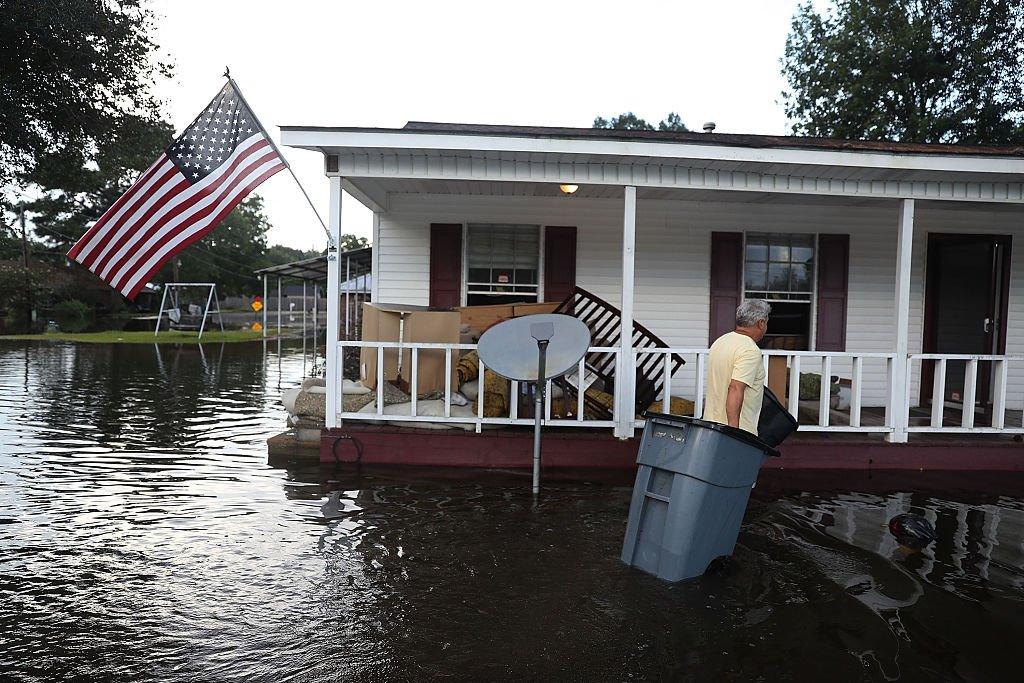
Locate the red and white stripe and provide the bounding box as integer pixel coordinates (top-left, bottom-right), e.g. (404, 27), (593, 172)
(68, 133), (285, 299)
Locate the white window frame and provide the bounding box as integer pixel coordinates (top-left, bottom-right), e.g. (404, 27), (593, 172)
(741, 231), (819, 350)
(461, 222), (546, 305)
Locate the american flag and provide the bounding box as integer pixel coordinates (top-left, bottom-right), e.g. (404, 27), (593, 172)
(68, 81), (286, 299)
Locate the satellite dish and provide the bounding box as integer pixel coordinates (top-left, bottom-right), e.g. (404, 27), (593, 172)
(477, 314), (592, 495)
(477, 314), (591, 382)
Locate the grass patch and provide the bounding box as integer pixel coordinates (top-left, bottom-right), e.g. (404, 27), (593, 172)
(0, 329), (272, 344)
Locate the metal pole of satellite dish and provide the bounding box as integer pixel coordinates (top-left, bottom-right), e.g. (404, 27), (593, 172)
(533, 338), (549, 495)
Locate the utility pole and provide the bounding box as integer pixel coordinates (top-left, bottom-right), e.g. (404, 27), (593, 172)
(18, 204), (32, 332)
(18, 204), (28, 267)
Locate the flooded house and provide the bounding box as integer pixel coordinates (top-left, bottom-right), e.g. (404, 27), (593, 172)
(278, 122), (1024, 468)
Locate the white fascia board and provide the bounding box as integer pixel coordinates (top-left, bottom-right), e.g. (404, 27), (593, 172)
(279, 129), (1024, 176)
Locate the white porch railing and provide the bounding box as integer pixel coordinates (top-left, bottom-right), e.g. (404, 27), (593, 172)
(905, 354), (1024, 434)
(336, 341), (619, 432)
(631, 349), (897, 433)
(331, 341), (1024, 439)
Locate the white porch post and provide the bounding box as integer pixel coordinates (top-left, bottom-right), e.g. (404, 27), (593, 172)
(325, 177), (343, 429)
(615, 185), (637, 438)
(370, 212), (380, 303)
(261, 274), (267, 338)
(344, 255), (351, 339)
(888, 198), (914, 443)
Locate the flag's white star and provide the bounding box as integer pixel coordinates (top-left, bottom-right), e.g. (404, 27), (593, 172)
(206, 156), (212, 161)
(216, 156), (223, 161)
(193, 172), (199, 178)
(246, 128), (253, 133)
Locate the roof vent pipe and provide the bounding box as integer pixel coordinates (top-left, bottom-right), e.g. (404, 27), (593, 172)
(702, 122), (716, 133)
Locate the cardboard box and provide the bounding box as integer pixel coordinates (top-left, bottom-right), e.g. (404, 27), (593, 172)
(458, 301), (562, 341)
(767, 355), (788, 403)
(360, 303), (460, 396)
(458, 304), (514, 340)
(512, 302), (560, 317)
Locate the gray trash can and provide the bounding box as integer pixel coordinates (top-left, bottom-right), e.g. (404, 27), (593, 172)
(621, 413), (780, 582)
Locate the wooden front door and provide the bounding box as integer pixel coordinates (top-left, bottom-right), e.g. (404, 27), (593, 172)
(922, 234), (1011, 409)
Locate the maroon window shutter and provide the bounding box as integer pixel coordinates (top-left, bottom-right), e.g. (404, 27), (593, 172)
(815, 234), (850, 351)
(709, 232), (743, 344)
(544, 226), (577, 303)
(429, 224), (462, 307)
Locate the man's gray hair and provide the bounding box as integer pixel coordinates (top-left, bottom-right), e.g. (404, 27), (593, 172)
(736, 299), (771, 327)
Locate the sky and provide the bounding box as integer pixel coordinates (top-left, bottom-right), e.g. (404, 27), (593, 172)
(150, 0), (806, 251)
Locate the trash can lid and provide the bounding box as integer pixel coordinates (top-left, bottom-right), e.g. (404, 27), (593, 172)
(642, 412), (781, 457)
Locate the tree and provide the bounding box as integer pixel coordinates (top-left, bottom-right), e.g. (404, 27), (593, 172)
(781, 0), (1024, 144)
(658, 113), (689, 132)
(593, 112), (690, 132)
(26, 115), (175, 252)
(339, 234), (370, 252)
(265, 244), (321, 266)
(0, 0), (170, 189)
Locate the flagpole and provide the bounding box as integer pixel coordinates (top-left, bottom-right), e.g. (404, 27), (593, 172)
(226, 72), (335, 250)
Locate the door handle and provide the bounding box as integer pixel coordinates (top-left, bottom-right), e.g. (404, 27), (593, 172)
(984, 317), (997, 333)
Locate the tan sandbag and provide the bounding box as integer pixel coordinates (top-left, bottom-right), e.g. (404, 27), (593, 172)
(457, 350), (480, 385)
(293, 389), (325, 419)
(483, 369), (510, 417)
(644, 396), (695, 417)
(584, 387), (616, 419)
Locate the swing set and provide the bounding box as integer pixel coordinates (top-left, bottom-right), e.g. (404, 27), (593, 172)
(154, 283), (225, 340)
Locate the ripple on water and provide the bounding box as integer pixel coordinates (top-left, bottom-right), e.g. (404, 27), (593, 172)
(3, 340), (1024, 680)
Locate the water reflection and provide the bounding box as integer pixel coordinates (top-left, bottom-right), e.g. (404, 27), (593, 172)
(2, 340), (1024, 681)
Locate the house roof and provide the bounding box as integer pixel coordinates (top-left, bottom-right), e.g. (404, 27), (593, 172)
(280, 120), (1024, 158)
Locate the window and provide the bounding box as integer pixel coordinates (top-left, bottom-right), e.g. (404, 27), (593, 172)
(744, 233), (815, 349)
(466, 224), (540, 305)
(744, 233), (814, 300)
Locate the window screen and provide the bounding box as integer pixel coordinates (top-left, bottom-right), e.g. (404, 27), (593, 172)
(466, 224), (540, 304)
(744, 233), (814, 301)
(744, 232), (815, 350)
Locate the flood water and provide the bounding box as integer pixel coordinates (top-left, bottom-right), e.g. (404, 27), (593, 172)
(3, 340), (1024, 681)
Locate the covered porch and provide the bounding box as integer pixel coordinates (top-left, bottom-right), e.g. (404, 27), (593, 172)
(280, 123), (1024, 452)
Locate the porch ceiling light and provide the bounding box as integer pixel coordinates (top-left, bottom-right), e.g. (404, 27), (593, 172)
(559, 184), (579, 195)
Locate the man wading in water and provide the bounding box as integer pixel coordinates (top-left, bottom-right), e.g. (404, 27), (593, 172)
(703, 300), (771, 435)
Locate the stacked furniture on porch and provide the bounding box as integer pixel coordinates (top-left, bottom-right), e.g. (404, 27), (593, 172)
(552, 287), (690, 419)
(354, 289), (696, 428)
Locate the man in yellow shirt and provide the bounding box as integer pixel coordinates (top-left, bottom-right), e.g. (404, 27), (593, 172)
(703, 299), (771, 435)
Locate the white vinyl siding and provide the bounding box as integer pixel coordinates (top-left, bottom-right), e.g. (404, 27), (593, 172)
(374, 193), (1024, 409)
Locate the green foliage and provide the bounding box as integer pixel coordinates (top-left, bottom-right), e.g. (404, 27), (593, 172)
(594, 112), (654, 130)
(781, 0), (1024, 144)
(0, 259), (76, 330)
(593, 112), (689, 132)
(52, 299), (92, 332)
(658, 113), (689, 132)
(265, 244), (321, 265)
(0, 0), (170, 188)
(338, 234), (370, 252)
(26, 115), (176, 251)
(53, 299), (91, 320)
(0, 329), (267, 344)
